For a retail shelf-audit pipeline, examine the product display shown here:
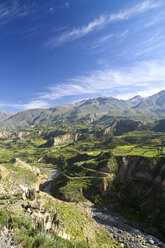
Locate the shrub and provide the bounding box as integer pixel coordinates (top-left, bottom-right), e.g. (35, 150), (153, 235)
(0, 210), (7, 226)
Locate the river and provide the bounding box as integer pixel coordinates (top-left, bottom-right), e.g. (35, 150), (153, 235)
(40, 167), (60, 194)
(41, 167), (165, 248)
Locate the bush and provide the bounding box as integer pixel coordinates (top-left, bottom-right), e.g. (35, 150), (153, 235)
(0, 210), (7, 226)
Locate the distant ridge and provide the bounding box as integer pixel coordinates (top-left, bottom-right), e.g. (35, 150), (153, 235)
(127, 95), (143, 107)
(0, 110), (15, 122)
(0, 90), (165, 130)
(134, 90), (165, 109)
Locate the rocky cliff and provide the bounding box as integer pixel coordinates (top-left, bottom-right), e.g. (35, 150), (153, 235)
(53, 133), (81, 145)
(0, 131), (23, 140)
(91, 155), (165, 239)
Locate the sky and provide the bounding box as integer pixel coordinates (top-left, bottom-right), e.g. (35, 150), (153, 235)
(0, 0), (165, 112)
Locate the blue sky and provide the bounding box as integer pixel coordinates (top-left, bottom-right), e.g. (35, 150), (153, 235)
(0, 0), (165, 111)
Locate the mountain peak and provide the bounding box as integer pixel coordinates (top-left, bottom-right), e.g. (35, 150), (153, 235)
(127, 95), (143, 107)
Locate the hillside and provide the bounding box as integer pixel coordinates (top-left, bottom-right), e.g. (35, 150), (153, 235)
(0, 91), (165, 131)
(135, 90), (165, 118)
(127, 95), (143, 107)
(0, 114), (165, 247)
(0, 96), (132, 130)
(0, 111), (15, 122)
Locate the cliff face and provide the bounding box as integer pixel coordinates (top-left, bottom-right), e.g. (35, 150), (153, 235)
(83, 155), (165, 237)
(53, 133), (81, 145)
(50, 154), (165, 238)
(114, 156), (165, 217)
(0, 131), (23, 140)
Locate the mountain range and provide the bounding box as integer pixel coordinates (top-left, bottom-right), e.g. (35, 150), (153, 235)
(0, 90), (165, 131)
(0, 111), (15, 122)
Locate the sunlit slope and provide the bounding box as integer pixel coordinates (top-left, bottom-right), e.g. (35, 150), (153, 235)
(0, 91), (165, 130)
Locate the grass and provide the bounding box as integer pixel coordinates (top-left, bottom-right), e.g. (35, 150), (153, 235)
(13, 212), (90, 248)
(0, 209), (7, 226)
(0, 123), (164, 246)
(113, 145), (165, 157)
(87, 151), (101, 156)
(29, 162), (57, 168)
(52, 174), (91, 202)
(2, 163), (37, 183)
(114, 204), (145, 223)
(43, 197), (120, 248)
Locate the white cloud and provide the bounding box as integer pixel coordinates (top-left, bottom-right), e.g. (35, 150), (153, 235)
(144, 11), (165, 27)
(23, 100), (51, 110)
(108, 0), (160, 22)
(1, 60), (165, 110)
(120, 32), (165, 58)
(137, 87), (165, 97)
(0, 1), (36, 26)
(49, 7), (55, 13)
(66, 2), (70, 8)
(134, 32), (165, 57)
(46, 15), (106, 47)
(90, 30), (128, 50)
(38, 60), (165, 101)
(0, 100), (50, 111)
(90, 33), (113, 50)
(116, 87), (165, 100)
(115, 92), (139, 100)
(46, 0), (161, 48)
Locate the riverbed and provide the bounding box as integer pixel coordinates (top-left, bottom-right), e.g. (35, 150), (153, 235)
(41, 167), (165, 248)
(40, 167), (60, 194)
(92, 206), (165, 248)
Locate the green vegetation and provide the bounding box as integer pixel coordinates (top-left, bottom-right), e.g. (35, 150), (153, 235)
(2, 163), (37, 183)
(1, 90), (165, 131)
(0, 209), (7, 226)
(13, 212), (96, 248)
(0, 101), (165, 246)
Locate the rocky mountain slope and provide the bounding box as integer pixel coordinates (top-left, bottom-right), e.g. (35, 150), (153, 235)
(134, 90), (165, 116)
(127, 95), (143, 107)
(0, 90), (165, 131)
(0, 111), (15, 122)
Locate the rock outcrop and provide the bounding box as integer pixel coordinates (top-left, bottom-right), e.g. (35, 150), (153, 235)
(114, 156), (165, 220)
(77, 155), (165, 239)
(0, 131), (23, 140)
(53, 133), (81, 145)
(92, 156), (165, 239)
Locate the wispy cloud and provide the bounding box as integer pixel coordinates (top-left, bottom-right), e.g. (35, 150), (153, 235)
(90, 30), (128, 51)
(1, 60), (165, 110)
(107, 0), (160, 22)
(119, 31), (165, 58)
(90, 33), (113, 50)
(45, 15), (106, 48)
(23, 100), (51, 110)
(0, 100), (50, 111)
(115, 86), (165, 100)
(37, 60), (165, 101)
(45, 0), (161, 48)
(66, 2), (70, 8)
(0, 0), (37, 26)
(144, 11), (165, 27)
(135, 32), (165, 57)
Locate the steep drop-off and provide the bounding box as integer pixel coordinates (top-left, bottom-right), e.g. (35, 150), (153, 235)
(51, 155), (165, 240)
